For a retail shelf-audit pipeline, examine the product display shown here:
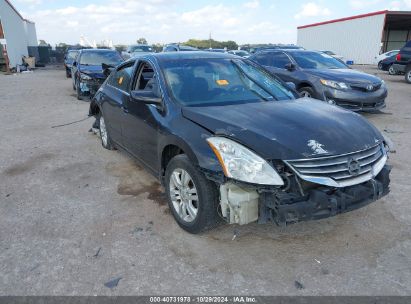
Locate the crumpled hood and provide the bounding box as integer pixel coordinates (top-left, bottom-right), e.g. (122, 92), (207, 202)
(182, 98), (383, 160)
(305, 68), (382, 84)
(79, 64), (105, 79)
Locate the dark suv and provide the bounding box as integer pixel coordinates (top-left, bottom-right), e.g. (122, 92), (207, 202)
(392, 40), (411, 84)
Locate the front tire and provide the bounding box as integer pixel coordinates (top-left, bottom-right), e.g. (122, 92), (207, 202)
(405, 66), (411, 84)
(76, 80), (82, 100)
(165, 154), (220, 234)
(378, 61), (383, 70)
(99, 113), (115, 150)
(298, 86), (315, 98)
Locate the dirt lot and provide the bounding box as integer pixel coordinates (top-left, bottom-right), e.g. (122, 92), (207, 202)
(0, 66), (410, 296)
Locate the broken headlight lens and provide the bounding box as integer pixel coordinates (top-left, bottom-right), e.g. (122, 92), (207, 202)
(80, 73), (92, 81)
(320, 79), (348, 90)
(207, 137), (284, 186)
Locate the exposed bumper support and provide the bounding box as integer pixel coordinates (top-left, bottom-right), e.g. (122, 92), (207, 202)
(258, 165), (391, 226)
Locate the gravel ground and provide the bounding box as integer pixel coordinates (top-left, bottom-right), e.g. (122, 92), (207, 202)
(0, 66), (410, 296)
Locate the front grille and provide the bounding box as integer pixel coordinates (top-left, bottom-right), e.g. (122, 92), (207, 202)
(285, 144), (386, 187)
(350, 82), (381, 92)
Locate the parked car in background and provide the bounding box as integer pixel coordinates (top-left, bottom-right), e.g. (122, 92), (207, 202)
(250, 50), (388, 112)
(251, 45), (304, 53)
(71, 49), (123, 100)
(121, 44), (154, 60)
(379, 55), (399, 75)
(392, 41), (411, 84)
(227, 50), (250, 58)
(375, 50), (400, 69)
(206, 48), (227, 53)
(64, 50), (79, 78)
(89, 52), (391, 233)
(319, 50), (344, 62)
(163, 44), (199, 52)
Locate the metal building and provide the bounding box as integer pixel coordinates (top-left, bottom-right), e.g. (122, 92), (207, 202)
(297, 10), (411, 64)
(0, 0), (38, 69)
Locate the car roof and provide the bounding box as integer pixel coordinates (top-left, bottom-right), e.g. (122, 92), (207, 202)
(255, 49), (315, 55)
(152, 51), (238, 61)
(129, 44), (150, 47)
(79, 49), (118, 53)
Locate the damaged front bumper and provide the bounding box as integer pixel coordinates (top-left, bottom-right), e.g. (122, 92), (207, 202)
(79, 78), (105, 97)
(218, 165), (391, 227)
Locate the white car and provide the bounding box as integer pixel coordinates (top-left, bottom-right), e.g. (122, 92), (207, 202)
(375, 50), (400, 68)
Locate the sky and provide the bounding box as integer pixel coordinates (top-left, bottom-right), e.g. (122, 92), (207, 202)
(12, 0), (411, 46)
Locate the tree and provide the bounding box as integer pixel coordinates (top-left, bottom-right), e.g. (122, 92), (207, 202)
(137, 37), (148, 45)
(114, 45), (127, 52)
(151, 43), (164, 53)
(185, 38), (238, 50)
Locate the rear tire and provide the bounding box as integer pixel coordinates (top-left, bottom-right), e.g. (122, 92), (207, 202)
(405, 66), (411, 84)
(98, 113), (115, 150)
(388, 65), (397, 75)
(378, 61), (383, 70)
(165, 154), (221, 234)
(298, 86), (315, 99)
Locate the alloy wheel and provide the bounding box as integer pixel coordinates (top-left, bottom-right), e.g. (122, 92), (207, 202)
(300, 90), (311, 98)
(388, 65), (396, 75)
(100, 116), (108, 147)
(169, 168), (199, 223)
(407, 70), (411, 83)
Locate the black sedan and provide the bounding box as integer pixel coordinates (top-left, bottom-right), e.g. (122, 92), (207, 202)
(89, 52), (391, 233)
(249, 50), (388, 112)
(379, 55), (398, 75)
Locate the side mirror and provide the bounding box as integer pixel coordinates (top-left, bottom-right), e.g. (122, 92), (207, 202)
(286, 82), (296, 90)
(285, 63), (296, 71)
(72, 61), (77, 67)
(102, 63), (115, 78)
(131, 90), (162, 106)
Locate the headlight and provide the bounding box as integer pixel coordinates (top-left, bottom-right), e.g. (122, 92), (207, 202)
(207, 137), (284, 186)
(381, 79), (385, 87)
(80, 73), (92, 81)
(320, 79), (348, 90)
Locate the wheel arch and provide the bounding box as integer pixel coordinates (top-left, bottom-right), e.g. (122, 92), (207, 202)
(296, 82), (313, 90)
(159, 138), (201, 183)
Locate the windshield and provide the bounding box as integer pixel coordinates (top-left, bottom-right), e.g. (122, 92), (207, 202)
(130, 45), (152, 53)
(67, 51), (78, 60)
(162, 58), (295, 107)
(80, 51), (123, 66)
(293, 52), (347, 69)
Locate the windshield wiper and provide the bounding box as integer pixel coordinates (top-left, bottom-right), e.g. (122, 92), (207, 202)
(231, 60), (278, 101)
